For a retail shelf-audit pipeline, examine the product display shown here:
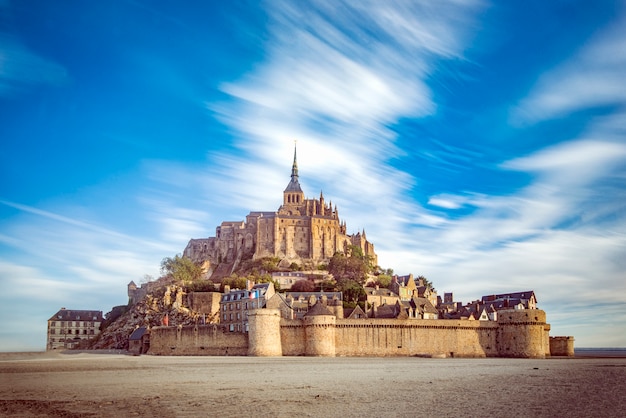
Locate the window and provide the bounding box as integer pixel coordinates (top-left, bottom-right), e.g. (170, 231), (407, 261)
(50, 322), (56, 327)
(223, 313), (226, 321)
(237, 313), (241, 320)
(50, 329), (55, 335)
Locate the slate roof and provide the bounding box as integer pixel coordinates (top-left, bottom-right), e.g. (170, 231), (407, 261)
(481, 291), (536, 304)
(410, 297), (439, 315)
(129, 327), (147, 341)
(364, 287), (397, 297)
(304, 302), (335, 317)
(344, 305), (367, 319)
(374, 303), (403, 319)
(48, 308), (103, 322)
(286, 292), (343, 301)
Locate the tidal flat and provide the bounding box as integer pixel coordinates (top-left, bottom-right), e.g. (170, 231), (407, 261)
(1, 352), (625, 417)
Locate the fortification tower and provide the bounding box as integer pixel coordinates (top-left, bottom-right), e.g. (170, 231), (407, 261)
(303, 302), (336, 357)
(550, 336), (575, 356)
(497, 309), (548, 358)
(248, 309), (282, 356)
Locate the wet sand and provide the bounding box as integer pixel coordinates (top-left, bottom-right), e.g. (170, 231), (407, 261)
(1, 352), (625, 417)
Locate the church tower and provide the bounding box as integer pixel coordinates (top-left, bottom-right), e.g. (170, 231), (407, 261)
(283, 144), (305, 207)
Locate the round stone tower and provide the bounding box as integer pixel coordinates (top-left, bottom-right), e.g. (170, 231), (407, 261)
(248, 309), (282, 356)
(303, 302), (336, 357)
(497, 309), (548, 358)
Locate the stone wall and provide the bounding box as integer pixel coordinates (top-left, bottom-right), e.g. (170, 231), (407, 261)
(279, 319), (306, 356)
(187, 292), (221, 316)
(334, 319), (499, 357)
(550, 336), (575, 356)
(149, 309), (555, 359)
(148, 325), (247, 356)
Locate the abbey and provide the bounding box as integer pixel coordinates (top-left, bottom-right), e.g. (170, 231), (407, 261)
(184, 146), (377, 276)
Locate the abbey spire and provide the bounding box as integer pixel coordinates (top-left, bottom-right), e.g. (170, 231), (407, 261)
(283, 143), (304, 205)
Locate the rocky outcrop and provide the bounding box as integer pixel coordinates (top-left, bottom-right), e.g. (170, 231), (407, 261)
(90, 284), (209, 350)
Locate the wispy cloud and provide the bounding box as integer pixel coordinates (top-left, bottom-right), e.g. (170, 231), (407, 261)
(202, 0), (486, 256)
(0, 35), (67, 96)
(512, 6), (626, 124)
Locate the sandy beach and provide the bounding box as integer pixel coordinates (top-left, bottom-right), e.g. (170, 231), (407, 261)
(1, 352), (625, 417)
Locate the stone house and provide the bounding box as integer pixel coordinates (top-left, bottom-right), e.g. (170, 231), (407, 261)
(47, 308), (103, 350)
(266, 291), (343, 319)
(128, 327), (149, 355)
(220, 282), (275, 332)
(271, 271), (305, 290)
(364, 286), (399, 308)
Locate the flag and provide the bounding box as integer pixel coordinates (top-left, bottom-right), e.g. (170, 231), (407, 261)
(162, 313), (169, 326)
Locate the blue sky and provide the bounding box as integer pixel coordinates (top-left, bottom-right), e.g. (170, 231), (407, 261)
(1, 0), (625, 351)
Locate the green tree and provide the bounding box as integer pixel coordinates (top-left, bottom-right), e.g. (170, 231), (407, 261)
(339, 280), (366, 304)
(416, 275), (436, 291)
(291, 279), (315, 292)
(328, 245), (373, 285)
(221, 274), (247, 292)
(160, 255), (203, 285)
(374, 274), (392, 289)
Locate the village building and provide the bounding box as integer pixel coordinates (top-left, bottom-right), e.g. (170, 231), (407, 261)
(220, 282), (275, 332)
(128, 326), (150, 355)
(364, 285), (399, 308)
(47, 308), (103, 350)
(481, 291), (537, 310)
(271, 271), (306, 290)
(266, 291), (343, 319)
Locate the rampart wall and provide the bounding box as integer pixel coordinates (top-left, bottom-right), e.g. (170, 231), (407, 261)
(149, 325), (247, 356)
(148, 308), (556, 358)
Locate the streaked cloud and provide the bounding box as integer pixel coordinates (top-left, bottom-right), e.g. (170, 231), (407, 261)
(512, 8), (626, 124)
(0, 35), (67, 96)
